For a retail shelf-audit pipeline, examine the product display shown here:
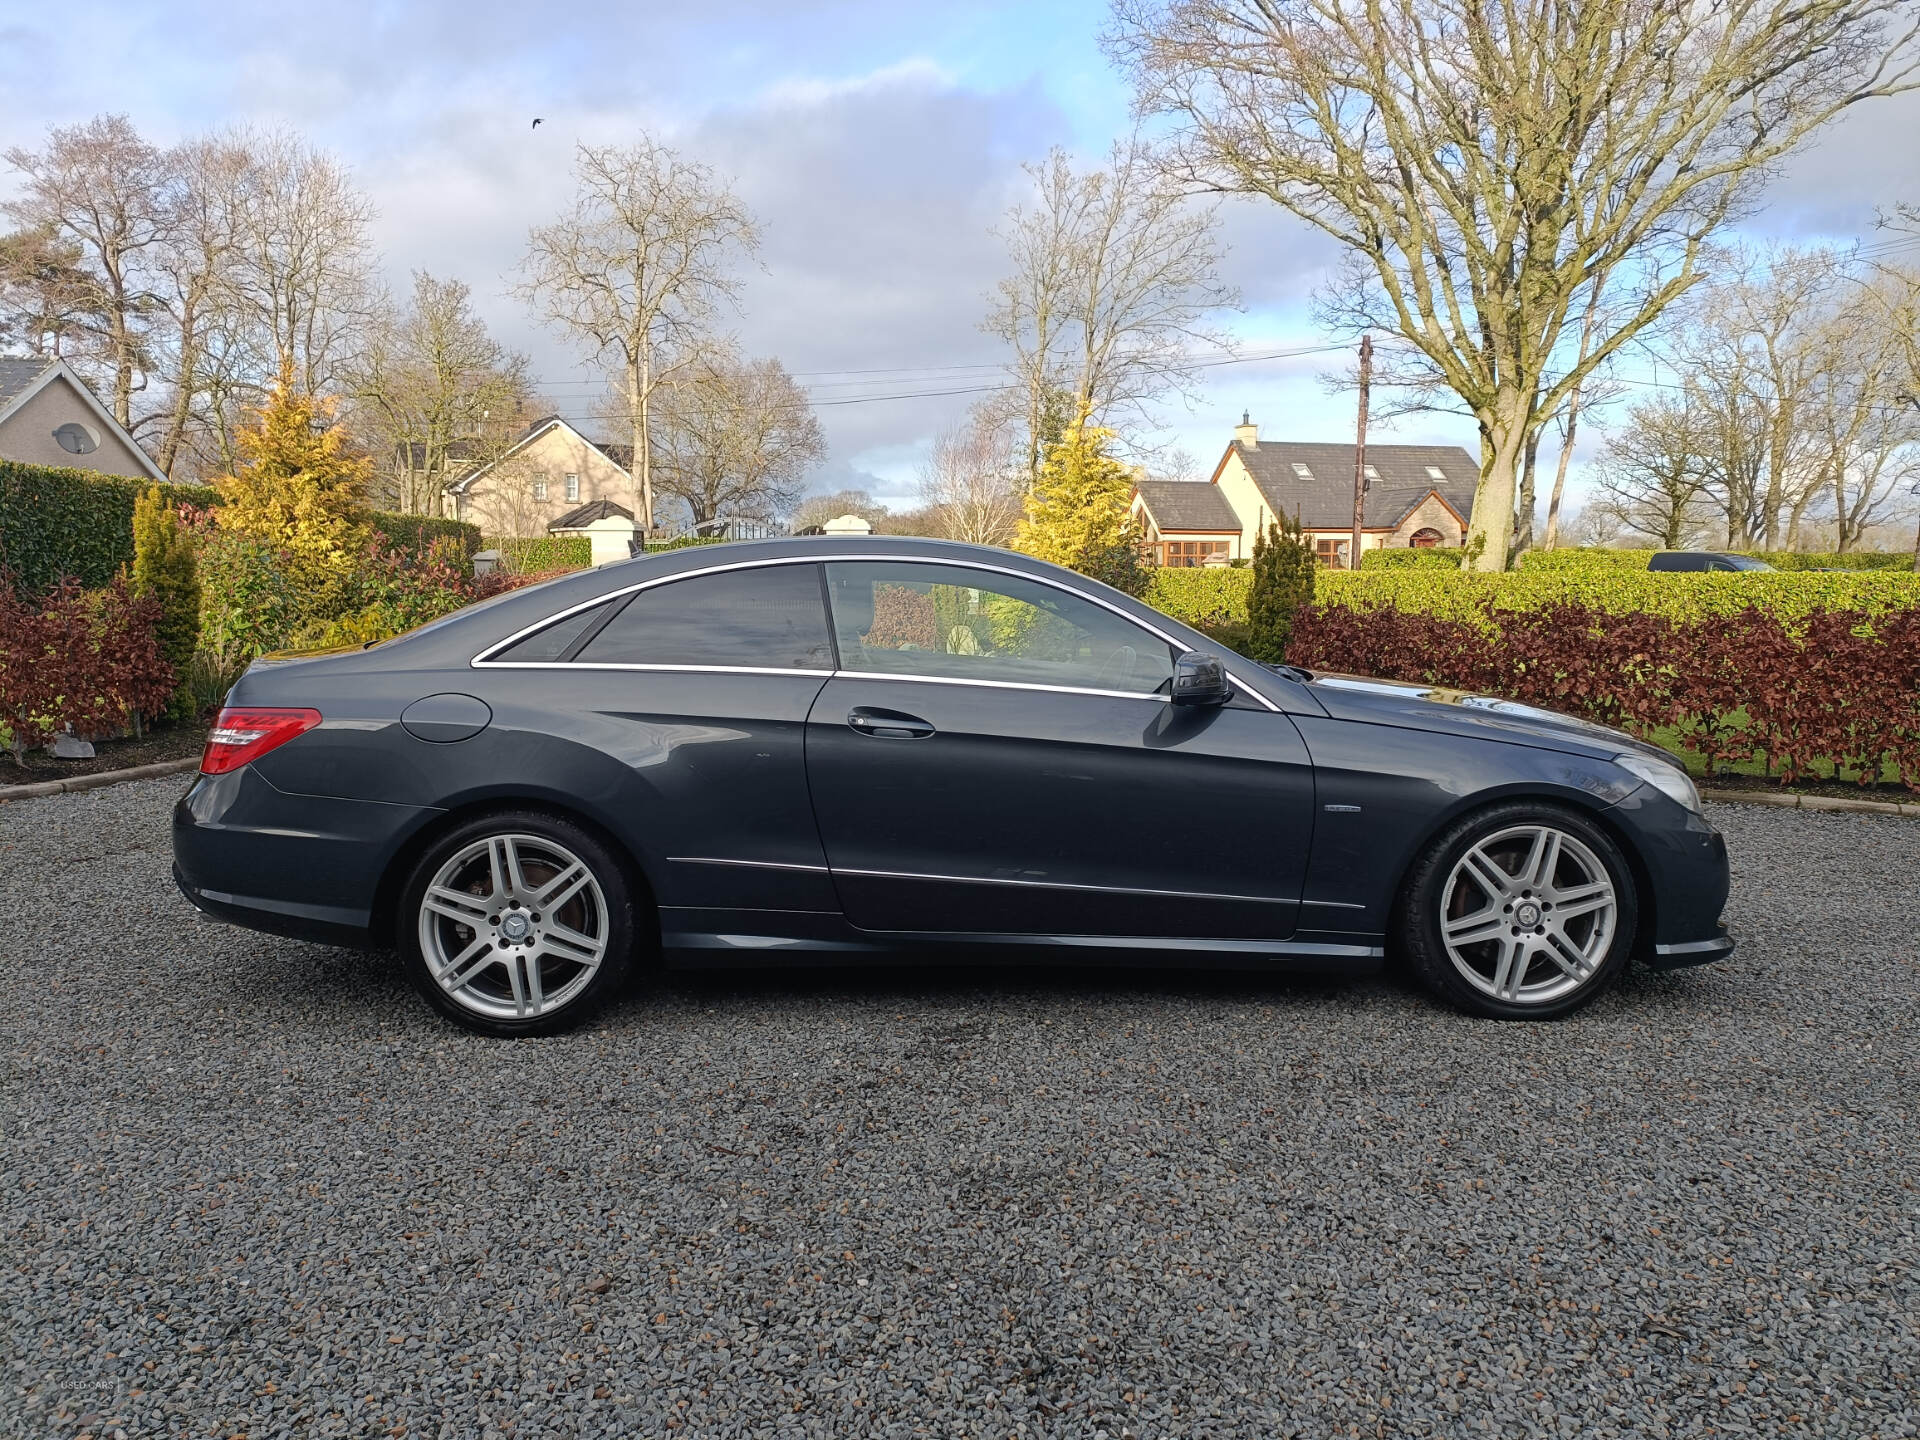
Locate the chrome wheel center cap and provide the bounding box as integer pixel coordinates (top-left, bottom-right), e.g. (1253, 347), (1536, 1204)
(501, 912), (531, 941)
(1514, 901), (1542, 929)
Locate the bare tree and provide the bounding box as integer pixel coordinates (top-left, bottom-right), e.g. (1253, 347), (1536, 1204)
(650, 350), (824, 529)
(517, 139), (759, 531)
(985, 138), (1238, 479)
(145, 134), (256, 477)
(1592, 396), (1717, 548)
(3, 114), (168, 426)
(1114, 0), (1920, 569)
(792, 488), (893, 532)
(354, 272), (530, 513)
(232, 130), (378, 399)
(916, 415), (1023, 546)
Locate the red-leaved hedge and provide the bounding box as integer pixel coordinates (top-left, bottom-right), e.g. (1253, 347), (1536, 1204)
(1286, 601), (1920, 790)
(0, 575), (175, 756)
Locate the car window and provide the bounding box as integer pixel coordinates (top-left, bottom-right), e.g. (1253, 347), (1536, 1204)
(1722, 555), (1773, 572)
(823, 561), (1174, 695)
(573, 563), (833, 670)
(489, 600), (617, 663)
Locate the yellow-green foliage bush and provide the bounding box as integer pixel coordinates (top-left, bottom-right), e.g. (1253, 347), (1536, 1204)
(1360, 546), (1465, 570)
(1518, 547), (1913, 573)
(1147, 565), (1920, 633)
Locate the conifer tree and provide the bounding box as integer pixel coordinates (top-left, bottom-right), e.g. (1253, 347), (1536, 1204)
(1013, 412), (1154, 597)
(1246, 512), (1315, 664)
(214, 363), (372, 609)
(130, 486), (200, 710)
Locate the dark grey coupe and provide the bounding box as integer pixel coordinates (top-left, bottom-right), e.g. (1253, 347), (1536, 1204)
(173, 536), (1732, 1035)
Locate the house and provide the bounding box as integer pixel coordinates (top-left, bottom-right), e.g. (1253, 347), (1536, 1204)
(0, 357), (167, 482)
(1131, 414), (1477, 567)
(442, 415), (634, 537)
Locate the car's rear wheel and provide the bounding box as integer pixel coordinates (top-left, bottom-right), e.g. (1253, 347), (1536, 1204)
(1398, 802), (1637, 1020)
(398, 811), (635, 1036)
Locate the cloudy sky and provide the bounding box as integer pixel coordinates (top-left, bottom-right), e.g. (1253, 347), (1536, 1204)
(3, 1), (1917, 508)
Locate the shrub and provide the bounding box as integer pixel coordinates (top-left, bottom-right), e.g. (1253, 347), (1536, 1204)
(1144, 567), (1254, 637)
(1015, 414), (1155, 598)
(0, 459), (218, 597)
(1286, 600), (1920, 791)
(1516, 548), (1655, 571)
(1361, 546), (1466, 570)
(1518, 547), (1914, 573)
(0, 576), (174, 758)
(489, 535), (593, 573)
(372, 512), (482, 563)
(1246, 515), (1315, 663)
(195, 527), (295, 667)
(132, 487), (201, 715)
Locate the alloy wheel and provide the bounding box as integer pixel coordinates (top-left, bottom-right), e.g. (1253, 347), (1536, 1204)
(417, 833), (609, 1022)
(1439, 823), (1619, 1006)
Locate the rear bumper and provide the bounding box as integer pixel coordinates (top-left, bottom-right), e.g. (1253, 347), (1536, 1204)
(171, 766), (438, 948)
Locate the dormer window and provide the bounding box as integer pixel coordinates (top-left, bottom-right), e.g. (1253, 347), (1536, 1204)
(1290, 461), (1313, 479)
(53, 422), (98, 455)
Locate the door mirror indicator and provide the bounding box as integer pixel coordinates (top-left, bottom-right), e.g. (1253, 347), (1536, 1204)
(1171, 651), (1230, 707)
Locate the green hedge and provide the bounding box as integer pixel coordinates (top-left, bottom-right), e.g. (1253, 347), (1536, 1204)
(1146, 564), (1920, 633)
(487, 535), (593, 573)
(0, 460), (219, 596)
(1518, 547), (1914, 573)
(644, 535), (730, 553)
(1360, 546), (1465, 570)
(371, 512), (482, 562)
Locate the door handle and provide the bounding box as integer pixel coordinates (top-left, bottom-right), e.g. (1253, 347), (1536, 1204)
(847, 706), (935, 739)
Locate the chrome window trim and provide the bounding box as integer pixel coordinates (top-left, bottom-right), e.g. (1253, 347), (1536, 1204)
(468, 551), (1280, 711)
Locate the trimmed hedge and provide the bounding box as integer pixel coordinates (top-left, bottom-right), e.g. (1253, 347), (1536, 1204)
(1518, 547), (1915, 572)
(1147, 565), (1920, 633)
(1360, 546), (1465, 570)
(0, 460), (219, 596)
(371, 512), (482, 562)
(1288, 601), (1920, 790)
(487, 535), (593, 573)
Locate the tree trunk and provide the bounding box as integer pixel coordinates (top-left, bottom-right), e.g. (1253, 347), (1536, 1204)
(1541, 388), (1582, 550)
(1511, 425), (1542, 558)
(157, 320), (199, 480)
(628, 353), (651, 533)
(1464, 389), (1528, 571)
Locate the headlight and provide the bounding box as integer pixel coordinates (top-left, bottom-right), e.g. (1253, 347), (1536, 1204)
(1615, 752), (1701, 812)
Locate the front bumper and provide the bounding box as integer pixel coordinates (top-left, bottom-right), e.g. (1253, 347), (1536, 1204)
(172, 766), (439, 948)
(1610, 789), (1735, 970)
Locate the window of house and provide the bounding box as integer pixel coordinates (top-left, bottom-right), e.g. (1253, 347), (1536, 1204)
(1364, 464), (1380, 482)
(1314, 537), (1351, 567)
(565, 473), (580, 503)
(825, 561), (1174, 696)
(1162, 540), (1230, 568)
(1290, 461), (1314, 479)
(532, 480), (549, 501)
(573, 564), (833, 670)
(52, 422), (98, 455)
(1424, 465), (1446, 480)
(1410, 527), (1444, 549)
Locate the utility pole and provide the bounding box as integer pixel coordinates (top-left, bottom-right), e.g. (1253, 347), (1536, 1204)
(1349, 334), (1372, 570)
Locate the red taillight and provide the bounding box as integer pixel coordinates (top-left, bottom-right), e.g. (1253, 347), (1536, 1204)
(201, 707), (322, 775)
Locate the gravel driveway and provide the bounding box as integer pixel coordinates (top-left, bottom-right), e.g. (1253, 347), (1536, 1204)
(4, 779), (1916, 1440)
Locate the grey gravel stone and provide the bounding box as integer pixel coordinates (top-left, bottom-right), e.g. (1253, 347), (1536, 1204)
(3, 780), (1917, 1438)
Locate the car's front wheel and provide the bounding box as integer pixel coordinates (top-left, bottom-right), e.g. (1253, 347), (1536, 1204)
(398, 811), (636, 1036)
(1398, 802), (1637, 1020)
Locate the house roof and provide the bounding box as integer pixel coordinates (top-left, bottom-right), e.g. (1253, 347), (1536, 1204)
(1226, 440), (1476, 530)
(444, 415), (631, 493)
(0, 356), (168, 482)
(548, 497), (634, 531)
(0, 357), (50, 408)
(1132, 479), (1240, 533)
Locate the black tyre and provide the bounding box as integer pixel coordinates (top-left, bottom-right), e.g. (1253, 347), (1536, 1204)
(398, 810), (637, 1037)
(1397, 801), (1638, 1021)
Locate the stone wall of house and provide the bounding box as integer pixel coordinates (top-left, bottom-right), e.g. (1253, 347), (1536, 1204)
(0, 377), (156, 479)
(450, 428), (633, 537)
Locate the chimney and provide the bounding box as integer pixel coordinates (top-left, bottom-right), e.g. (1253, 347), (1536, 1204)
(1234, 411), (1258, 449)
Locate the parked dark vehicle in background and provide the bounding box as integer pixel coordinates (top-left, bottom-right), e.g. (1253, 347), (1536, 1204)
(1647, 551), (1776, 572)
(174, 537), (1733, 1035)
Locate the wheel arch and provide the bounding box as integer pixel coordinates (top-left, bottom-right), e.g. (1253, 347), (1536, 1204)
(1386, 786), (1657, 958)
(369, 795), (661, 950)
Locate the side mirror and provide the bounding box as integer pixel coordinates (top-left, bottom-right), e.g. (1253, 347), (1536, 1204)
(1171, 650), (1231, 707)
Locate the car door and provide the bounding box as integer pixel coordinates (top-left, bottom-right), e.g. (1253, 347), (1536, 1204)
(803, 558), (1316, 940)
(474, 559), (839, 915)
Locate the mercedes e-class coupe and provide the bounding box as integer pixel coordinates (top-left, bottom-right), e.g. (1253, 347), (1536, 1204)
(173, 536), (1732, 1035)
